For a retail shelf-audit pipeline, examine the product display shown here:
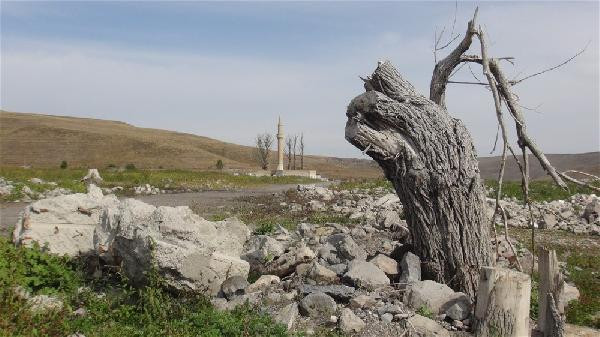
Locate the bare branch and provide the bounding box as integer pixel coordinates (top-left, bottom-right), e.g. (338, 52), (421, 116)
(559, 171), (600, 193)
(488, 60), (567, 188)
(447, 80), (488, 85)
(512, 42), (589, 85)
(430, 7), (479, 107)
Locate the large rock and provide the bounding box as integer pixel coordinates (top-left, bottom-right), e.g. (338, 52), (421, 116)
(93, 199), (251, 295)
(299, 292), (337, 317)
(328, 234), (367, 261)
(343, 260), (390, 290)
(13, 184), (119, 256)
(275, 302), (299, 331)
(405, 280), (471, 319)
(241, 235), (285, 267)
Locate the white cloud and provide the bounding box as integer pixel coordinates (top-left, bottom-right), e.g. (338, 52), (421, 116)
(1, 2), (598, 159)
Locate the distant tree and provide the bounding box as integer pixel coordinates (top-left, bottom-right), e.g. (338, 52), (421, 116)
(60, 160), (68, 169)
(216, 159), (224, 170)
(125, 163), (136, 171)
(292, 135), (298, 170)
(254, 133), (274, 170)
(286, 137), (293, 170)
(300, 133), (304, 170)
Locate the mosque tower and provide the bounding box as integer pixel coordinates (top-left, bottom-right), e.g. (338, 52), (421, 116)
(276, 116), (284, 173)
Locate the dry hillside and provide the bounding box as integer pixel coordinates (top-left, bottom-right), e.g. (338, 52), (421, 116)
(1, 111), (597, 180)
(0, 111), (381, 179)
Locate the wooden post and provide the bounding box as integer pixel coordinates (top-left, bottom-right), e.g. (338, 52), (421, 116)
(538, 248), (565, 337)
(474, 267), (531, 337)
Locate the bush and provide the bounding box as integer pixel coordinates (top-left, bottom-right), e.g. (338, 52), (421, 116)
(60, 161), (68, 169)
(125, 163), (136, 171)
(107, 163), (116, 169)
(216, 160), (224, 170)
(0, 237), (290, 337)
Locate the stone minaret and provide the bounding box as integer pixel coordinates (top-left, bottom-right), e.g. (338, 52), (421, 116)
(276, 116), (284, 172)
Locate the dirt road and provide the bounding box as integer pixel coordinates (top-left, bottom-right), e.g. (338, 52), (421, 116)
(0, 183), (313, 237)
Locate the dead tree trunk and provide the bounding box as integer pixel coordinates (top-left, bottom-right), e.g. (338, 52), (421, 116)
(474, 267), (531, 337)
(345, 61), (492, 298)
(538, 248), (565, 337)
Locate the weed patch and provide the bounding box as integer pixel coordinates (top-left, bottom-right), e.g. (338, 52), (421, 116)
(0, 237), (291, 336)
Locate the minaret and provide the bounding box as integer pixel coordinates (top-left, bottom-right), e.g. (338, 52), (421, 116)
(276, 116), (284, 173)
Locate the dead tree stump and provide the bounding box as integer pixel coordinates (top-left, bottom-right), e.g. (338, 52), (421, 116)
(345, 61), (492, 299)
(474, 266), (531, 337)
(538, 248), (565, 337)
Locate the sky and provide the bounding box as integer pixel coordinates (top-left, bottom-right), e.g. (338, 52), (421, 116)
(1, 1), (599, 158)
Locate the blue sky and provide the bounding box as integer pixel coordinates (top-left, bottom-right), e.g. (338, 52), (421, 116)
(1, 1), (598, 158)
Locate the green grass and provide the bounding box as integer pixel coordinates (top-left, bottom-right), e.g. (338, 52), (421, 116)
(333, 178), (393, 192)
(485, 179), (600, 203)
(0, 167), (318, 201)
(509, 228), (600, 328)
(0, 236), (292, 337)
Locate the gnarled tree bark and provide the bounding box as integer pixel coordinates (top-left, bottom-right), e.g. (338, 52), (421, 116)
(346, 61), (492, 299)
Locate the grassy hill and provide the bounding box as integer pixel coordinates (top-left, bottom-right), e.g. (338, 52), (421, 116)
(1, 111), (597, 180)
(0, 111), (381, 179)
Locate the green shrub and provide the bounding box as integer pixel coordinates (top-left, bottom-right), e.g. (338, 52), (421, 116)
(416, 305), (434, 319)
(216, 160), (224, 170)
(254, 223), (275, 235)
(0, 237), (81, 295)
(0, 236), (290, 337)
(60, 161), (68, 169)
(125, 163), (136, 171)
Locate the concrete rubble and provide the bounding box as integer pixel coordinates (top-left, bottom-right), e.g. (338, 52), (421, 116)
(10, 182), (593, 336)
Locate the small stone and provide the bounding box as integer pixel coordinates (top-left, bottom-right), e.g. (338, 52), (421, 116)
(299, 292), (337, 317)
(339, 308), (366, 333)
(445, 300), (470, 321)
(380, 313), (394, 323)
(349, 295), (376, 309)
(452, 320), (464, 329)
(407, 314), (450, 337)
(369, 254), (399, 275)
(246, 275), (280, 293)
(211, 298), (229, 311)
(28, 294), (63, 312)
(541, 213), (557, 229)
(329, 315), (338, 323)
(221, 275), (249, 299)
(73, 307), (87, 317)
(400, 252), (421, 284)
(307, 261), (338, 284)
(299, 284), (355, 302)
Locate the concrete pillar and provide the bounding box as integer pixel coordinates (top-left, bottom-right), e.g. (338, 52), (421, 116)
(276, 117), (284, 172)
